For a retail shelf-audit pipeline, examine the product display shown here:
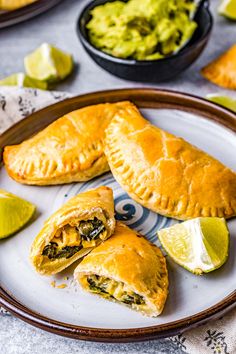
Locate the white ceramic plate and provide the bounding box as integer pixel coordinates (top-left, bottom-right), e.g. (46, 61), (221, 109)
(0, 89), (235, 341)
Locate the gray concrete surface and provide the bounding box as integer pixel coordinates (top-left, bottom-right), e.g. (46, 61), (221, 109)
(0, 315), (184, 354)
(0, 0), (235, 353)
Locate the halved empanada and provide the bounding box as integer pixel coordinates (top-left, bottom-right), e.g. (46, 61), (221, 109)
(104, 103), (236, 220)
(201, 45), (236, 89)
(30, 186), (115, 275)
(74, 222), (168, 317)
(3, 101), (133, 185)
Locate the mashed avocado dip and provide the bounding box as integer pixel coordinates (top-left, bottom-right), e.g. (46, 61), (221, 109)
(86, 0), (197, 61)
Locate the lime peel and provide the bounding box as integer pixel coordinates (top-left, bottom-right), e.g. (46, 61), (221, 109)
(0, 189), (36, 239)
(0, 72), (48, 90)
(158, 217), (229, 275)
(218, 0), (236, 20)
(206, 93), (236, 113)
(24, 43), (74, 82)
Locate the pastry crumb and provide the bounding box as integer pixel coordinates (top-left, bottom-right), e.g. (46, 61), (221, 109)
(50, 280), (67, 289)
(57, 283), (67, 289)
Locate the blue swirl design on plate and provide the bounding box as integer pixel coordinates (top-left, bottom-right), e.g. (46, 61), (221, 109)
(116, 200), (136, 222)
(54, 173), (176, 247)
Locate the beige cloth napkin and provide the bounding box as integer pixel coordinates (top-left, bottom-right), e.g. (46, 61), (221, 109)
(0, 87), (235, 354)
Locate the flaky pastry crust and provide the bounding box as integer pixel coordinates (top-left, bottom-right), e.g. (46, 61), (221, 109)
(30, 186), (115, 275)
(104, 103), (236, 220)
(201, 45), (236, 89)
(3, 102), (133, 185)
(75, 222), (168, 317)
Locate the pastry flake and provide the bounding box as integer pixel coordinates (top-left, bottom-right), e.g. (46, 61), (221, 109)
(104, 104), (236, 220)
(74, 222), (168, 317)
(30, 186), (115, 275)
(3, 101), (133, 185)
(201, 44), (236, 89)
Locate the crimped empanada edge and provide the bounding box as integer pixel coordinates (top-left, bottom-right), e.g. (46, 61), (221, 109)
(104, 119), (236, 220)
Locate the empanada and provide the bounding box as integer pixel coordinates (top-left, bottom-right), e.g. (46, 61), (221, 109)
(3, 102), (132, 185)
(201, 45), (236, 89)
(0, 0), (36, 10)
(30, 186), (115, 275)
(74, 222), (168, 317)
(104, 103), (236, 220)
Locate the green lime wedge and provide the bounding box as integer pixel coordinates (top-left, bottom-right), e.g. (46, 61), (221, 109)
(218, 0), (236, 20)
(24, 43), (74, 82)
(158, 217), (229, 275)
(0, 189), (36, 239)
(206, 93), (236, 113)
(0, 73), (48, 90)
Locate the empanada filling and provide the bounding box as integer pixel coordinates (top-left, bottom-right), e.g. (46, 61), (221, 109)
(42, 218), (106, 260)
(42, 243), (82, 259)
(78, 218), (105, 242)
(86, 274), (145, 306)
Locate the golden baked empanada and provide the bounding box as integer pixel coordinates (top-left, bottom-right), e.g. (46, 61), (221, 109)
(201, 45), (236, 89)
(0, 0), (36, 10)
(104, 103), (236, 220)
(74, 222), (168, 317)
(30, 186), (115, 275)
(3, 102), (132, 185)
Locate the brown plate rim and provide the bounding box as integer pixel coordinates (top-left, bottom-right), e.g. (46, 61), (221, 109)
(0, 88), (236, 342)
(0, 0), (63, 29)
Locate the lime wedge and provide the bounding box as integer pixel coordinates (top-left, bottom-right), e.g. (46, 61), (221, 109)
(0, 189), (36, 239)
(206, 93), (236, 113)
(218, 0), (236, 20)
(24, 43), (74, 82)
(158, 217), (229, 275)
(0, 73), (48, 90)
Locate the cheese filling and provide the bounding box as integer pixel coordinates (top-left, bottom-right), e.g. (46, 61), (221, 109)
(86, 274), (145, 306)
(42, 218), (106, 260)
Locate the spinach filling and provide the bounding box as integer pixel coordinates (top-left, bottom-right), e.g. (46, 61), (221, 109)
(42, 242), (82, 260)
(42, 217), (105, 260)
(87, 275), (145, 306)
(78, 217), (105, 241)
(87, 276), (109, 294)
(122, 294), (144, 305)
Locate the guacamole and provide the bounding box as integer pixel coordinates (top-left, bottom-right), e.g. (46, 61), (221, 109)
(86, 0), (198, 60)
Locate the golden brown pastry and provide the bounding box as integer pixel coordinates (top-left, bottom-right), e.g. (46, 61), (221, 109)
(30, 186), (115, 275)
(201, 44), (236, 89)
(3, 102), (133, 185)
(0, 0), (36, 10)
(75, 222), (168, 317)
(104, 103), (236, 220)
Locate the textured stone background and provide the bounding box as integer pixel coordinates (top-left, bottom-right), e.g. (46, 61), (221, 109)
(0, 0), (235, 353)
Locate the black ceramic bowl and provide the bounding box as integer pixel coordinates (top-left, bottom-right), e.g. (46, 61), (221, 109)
(77, 0), (213, 82)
